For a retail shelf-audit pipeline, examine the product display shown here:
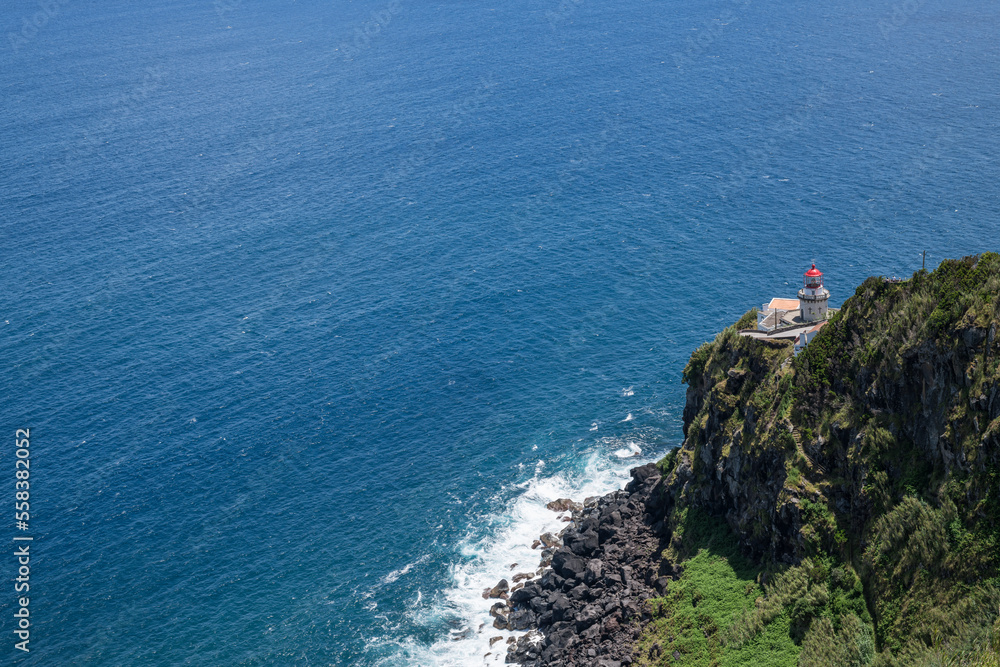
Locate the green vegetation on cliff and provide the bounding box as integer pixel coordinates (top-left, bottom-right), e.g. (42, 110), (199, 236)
(641, 254), (1000, 667)
(635, 506), (801, 667)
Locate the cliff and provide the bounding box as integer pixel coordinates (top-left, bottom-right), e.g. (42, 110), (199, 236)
(504, 254), (1000, 667)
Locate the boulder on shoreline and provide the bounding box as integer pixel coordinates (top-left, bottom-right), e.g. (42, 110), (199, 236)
(546, 498), (583, 513)
(496, 462), (668, 666)
(483, 578), (509, 600)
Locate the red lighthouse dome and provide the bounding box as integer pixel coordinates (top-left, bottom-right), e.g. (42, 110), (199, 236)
(804, 263), (823, 288)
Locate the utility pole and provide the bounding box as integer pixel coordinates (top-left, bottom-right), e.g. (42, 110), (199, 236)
(922, 250), (927, 271)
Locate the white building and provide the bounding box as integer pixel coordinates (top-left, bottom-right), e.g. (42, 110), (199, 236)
(756, 263), (833, 332)
(743, 263), (836, 353)
(757, 297), (801, 332)
(794, 320), (828, 355)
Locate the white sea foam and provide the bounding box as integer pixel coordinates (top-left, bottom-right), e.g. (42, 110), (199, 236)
(381, 441), (664, 666)
(612, 441), (642, 459)
(382, 554), (432, 586)
(621, 412), (633, 422)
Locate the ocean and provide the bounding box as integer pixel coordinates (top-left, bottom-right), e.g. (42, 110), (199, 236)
(1, 0), (997, 663)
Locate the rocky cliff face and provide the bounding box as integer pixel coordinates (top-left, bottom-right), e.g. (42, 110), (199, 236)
(668, 330), (804, 565)
(503, 254), (1000, 666)
(665, 256), (1000, 570)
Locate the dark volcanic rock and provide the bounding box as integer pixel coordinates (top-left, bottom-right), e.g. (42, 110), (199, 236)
(583, 559), (603, 586)
(504, 463), (668, 666)
(550, 593), (572, 622)
(485, 578), (510, 599)
(540, 570), (564, 590)
(510, 582), (542, 606)
(574, 604), (603, 630)
(567, 530), (599, 556)
(540, 532), (561, 548)
(551, 550), (586, 579)
(509, 609), (537, 630)
(547, 498), (582, 512)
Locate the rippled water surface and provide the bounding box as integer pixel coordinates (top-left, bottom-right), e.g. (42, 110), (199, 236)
(1, 0), (997, 663)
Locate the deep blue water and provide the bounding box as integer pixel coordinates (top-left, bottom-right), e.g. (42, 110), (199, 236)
(1, 0), (997, 663)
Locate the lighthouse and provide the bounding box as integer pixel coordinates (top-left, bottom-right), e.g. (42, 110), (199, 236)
(798, 264), (830, 322)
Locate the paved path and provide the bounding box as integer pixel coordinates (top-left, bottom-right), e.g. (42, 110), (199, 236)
(738, 323), (816, 340)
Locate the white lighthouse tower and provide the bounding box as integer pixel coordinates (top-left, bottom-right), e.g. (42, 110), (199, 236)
(798, 264), (830, 322)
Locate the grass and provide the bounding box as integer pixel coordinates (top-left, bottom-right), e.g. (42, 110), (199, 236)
(635, 509), (800, 667)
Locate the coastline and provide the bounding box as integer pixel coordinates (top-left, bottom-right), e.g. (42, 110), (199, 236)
(481, 462), (670, 666)
(397, 448), (660, 666)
